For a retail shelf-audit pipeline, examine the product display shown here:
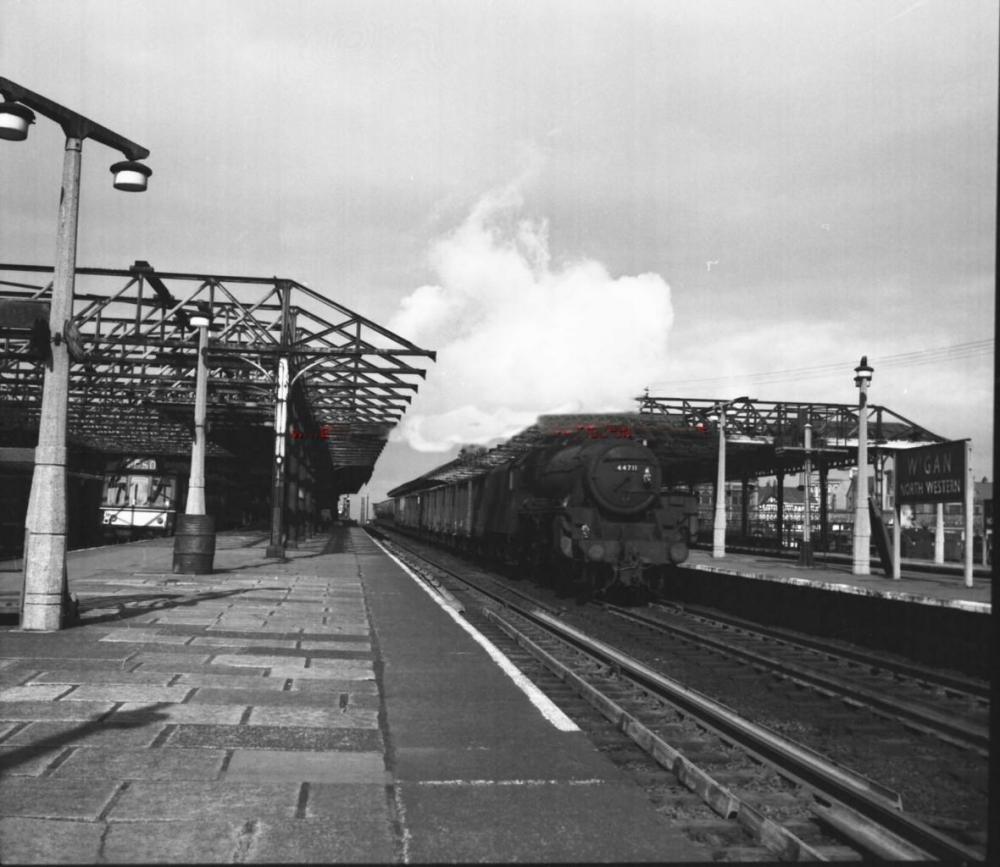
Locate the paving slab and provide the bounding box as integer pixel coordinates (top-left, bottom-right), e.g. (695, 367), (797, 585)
(100, 819), (245, 864)
(299, 639), (372, 650)
(186, 686), (341, 707)
(269, 662), (374, 679)
(210, 653), (306, 669)
(50, 746), (227, 780)
(289, 677), (380, 695)
(247, 705), (378, 728)
(121, 650), (213, 666)
(0, 777), (122, 820)
(0, 744), (68, 776)
(106, 780), (300, 821)
(0, 684), (73, 701)
(172, 672), (284, 689)
(109, 701), (247, 724)
(248, 818), (395, 864)
(0, 817), (106, 864)
(98, 629), (195, 645)
(0, 700), (115, 722)
(4, 719), (168, 748)
(28, 669), (174, 685)
(133, 659), (269, 674)
(60, 684), (193, 703)
(302, 657), (374, 673)
(188, 635), (299, 648)
(165, 723), (383, 751)
(225, 750), (388, 783)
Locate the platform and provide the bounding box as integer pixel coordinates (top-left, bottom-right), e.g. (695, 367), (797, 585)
(684, 548), (991, 614)
(0, 528), (709, 863)
(663, 548), (991, 679)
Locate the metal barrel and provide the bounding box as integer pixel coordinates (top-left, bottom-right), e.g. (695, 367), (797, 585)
(172, 514), (216, 574)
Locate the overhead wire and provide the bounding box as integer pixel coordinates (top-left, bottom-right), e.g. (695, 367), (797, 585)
(647, 339), (993, 391)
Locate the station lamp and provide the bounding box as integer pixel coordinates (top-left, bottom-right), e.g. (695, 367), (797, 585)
(853, 356), (873, 389)
(0, 101), (35, 140)
(188, 303), (213, 329)
(111, 160), (153, 192)
(0, 97), (152, 191)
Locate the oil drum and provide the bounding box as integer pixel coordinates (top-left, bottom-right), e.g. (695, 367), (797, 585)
(172, 514), (216, 574)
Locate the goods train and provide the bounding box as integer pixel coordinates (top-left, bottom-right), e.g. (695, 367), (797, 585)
(374, 426), (699, 601)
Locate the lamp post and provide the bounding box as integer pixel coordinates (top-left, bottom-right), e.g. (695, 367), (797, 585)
(711, 405), (727, 558)
(799, 422), (814, 566)
(0, 78), (150, 630)
(172, 303), (217, 575)
(852, 356), (873, 576)
(185, 306), (212, 515)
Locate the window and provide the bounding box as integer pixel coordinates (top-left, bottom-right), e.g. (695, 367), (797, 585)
(102, 474), (175, 508)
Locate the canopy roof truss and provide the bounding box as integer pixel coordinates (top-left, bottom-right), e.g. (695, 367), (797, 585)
(388, 397), (947, 498)
(0, 261), (434, 484)
(636, 394), (946, 482)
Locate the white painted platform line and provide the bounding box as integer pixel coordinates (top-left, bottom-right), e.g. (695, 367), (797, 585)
(370, 536), (580, 733)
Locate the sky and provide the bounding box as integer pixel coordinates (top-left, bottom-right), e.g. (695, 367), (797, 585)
(1, 0), (995, 514)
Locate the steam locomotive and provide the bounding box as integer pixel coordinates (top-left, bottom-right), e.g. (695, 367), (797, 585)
(374, 424), (698, 601)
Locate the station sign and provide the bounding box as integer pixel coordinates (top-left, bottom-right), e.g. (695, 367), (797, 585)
(895, 439), (967, 504)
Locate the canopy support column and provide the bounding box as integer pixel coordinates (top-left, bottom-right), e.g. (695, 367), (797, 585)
(266, 355), (289, 559)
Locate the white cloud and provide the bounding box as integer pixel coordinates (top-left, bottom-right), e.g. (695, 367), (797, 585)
(389, 172), (676, 451)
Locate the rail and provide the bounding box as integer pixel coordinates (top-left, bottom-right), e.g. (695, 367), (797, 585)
(605, 603), (989, 752)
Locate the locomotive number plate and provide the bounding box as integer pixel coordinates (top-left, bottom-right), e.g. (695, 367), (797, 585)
(616, 463), (640, 472)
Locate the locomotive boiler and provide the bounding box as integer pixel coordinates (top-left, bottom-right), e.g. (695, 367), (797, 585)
(376, 422), (698, 601)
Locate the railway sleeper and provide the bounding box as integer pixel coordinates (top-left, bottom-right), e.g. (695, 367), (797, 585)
(485, 609), (827, 862)
(723, 845), (793, 862)
(709, 768), (785, 787)
(679, 817), (753, 847)
(811, 801), (933, 861)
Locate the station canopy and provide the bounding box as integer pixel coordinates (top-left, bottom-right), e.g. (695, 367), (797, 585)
(0, 261), (435, 493)
(387, 396), (946, 499)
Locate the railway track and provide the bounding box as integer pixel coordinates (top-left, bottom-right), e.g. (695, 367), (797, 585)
(368, 527), (985, 861)
(602, 601), (990, 754)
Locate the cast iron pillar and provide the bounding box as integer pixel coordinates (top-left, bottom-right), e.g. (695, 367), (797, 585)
(819, 462), (829, 552)
(776, 470), (785, 550)
(265, 355), (289, 558)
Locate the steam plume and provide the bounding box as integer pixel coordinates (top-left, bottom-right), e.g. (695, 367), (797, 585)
(390, 178), (675, 452)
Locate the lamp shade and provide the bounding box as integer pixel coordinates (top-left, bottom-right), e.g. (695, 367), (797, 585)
(188, 302), (212, 328)
(0, 102), (35, 141)
(853, 355), (874, 387)
(110, 160), (152, 192)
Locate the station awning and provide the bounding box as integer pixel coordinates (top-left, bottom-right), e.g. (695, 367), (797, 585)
(387, 400), (946, 499)
(0, 261), (434, 493)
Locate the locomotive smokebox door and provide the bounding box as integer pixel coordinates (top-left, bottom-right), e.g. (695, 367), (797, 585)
(585, 441), (661, 515)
